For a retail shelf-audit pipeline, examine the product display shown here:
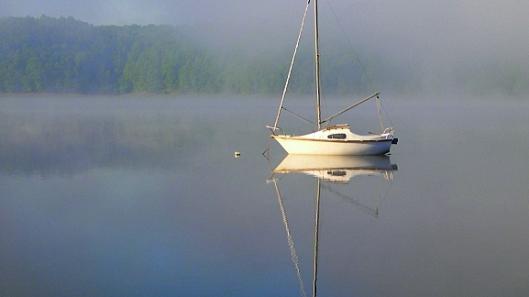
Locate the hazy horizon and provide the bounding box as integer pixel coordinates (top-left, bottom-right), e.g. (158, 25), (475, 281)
(1, 0), (528, 96)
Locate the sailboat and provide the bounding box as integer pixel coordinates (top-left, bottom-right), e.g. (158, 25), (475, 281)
(268, 0), (398, 156)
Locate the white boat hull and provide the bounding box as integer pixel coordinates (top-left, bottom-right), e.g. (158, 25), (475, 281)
(273, 135), (393, 155)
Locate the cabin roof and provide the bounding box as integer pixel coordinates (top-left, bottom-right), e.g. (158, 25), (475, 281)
(322, 124), (349, 131)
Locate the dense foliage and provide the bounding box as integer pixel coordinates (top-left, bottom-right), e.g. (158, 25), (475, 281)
(0, 16), (222, 93)
(0, 16), (378, 94)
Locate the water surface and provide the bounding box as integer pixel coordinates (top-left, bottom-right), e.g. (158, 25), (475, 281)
(0, 95), (528, 297)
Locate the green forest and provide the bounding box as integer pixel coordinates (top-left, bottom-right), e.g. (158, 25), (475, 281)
(0, 16), (383, 94)
(0, 16), (527, 95)
(0, 16), (218, 93)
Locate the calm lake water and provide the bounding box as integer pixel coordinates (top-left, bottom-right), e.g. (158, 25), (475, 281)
(1, 95), (528, 297)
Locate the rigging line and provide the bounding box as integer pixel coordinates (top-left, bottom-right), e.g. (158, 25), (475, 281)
(378, 171), (395, 210)
(369, 176), (392, 218)
(366, 172), (394, 219)
(272, 179), (309, 297)
(372, 173), (390, 213)
(272, 0), (311, 132)
(324, 0), (395, 132)
(321, 92), (379, 124)
(321, 183), (379, 218)
(282, 106), (315, 125)
(379, 99), (395, 128)
(322, 0), (376, 92)
(375, 96), (385, 132)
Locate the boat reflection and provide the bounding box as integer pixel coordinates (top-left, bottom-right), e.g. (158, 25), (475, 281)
(273, 155), (398, 183)
(269, 155), (397, 297)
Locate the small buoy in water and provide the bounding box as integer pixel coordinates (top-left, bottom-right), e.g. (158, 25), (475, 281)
(234, 151), (241, 158)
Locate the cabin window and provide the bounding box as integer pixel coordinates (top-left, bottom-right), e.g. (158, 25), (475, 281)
(327, 170), (347, 176)
(327, 133), (346, 139)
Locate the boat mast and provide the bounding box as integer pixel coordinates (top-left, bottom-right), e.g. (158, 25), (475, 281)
(313, 0), (322, 130)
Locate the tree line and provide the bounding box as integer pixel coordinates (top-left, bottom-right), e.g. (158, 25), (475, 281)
(0, 16), (380, 95)
(1, 16), (526, 96)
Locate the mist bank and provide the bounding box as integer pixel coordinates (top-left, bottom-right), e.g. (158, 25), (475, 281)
(0, 16), (527, 97)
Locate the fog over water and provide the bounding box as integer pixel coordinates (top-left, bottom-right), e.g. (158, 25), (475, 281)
(1, 95), (529, 296)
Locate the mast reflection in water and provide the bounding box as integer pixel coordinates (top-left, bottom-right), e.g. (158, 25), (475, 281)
(269, 155), (398, 297)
